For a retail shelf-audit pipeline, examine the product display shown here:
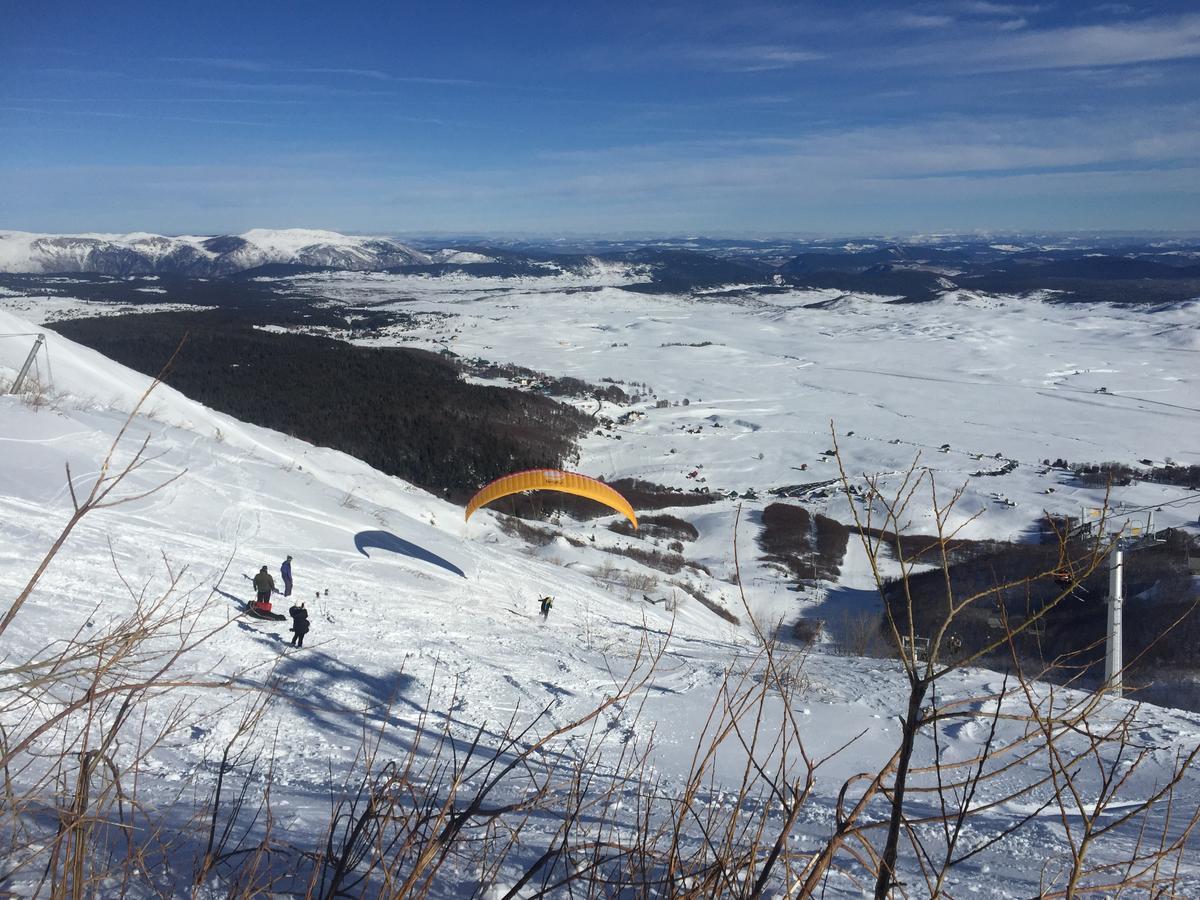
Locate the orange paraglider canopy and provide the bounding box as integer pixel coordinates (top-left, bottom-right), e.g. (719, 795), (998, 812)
(465, 469), (637, 529)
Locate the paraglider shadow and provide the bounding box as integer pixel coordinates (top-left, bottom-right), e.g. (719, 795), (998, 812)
(354, 530), (465, 578)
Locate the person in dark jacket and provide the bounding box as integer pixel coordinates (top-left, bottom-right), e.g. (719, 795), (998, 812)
(252, 566), (276, 613)
(288, 602), (310, 647)
(281, 555), (294, 597)
(539, 596), (553, 620)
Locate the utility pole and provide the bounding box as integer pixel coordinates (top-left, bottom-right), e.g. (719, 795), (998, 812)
(10, 334), (45, 395)
(1105, 539), (1124, 696)
(1104, 512), (1160, 698)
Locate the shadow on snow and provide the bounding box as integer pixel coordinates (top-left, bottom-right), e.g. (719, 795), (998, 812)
(800, 583), (882, 646)
(354, 529), (466, 578)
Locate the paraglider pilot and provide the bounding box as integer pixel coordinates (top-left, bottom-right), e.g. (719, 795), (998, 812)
(252, 566), (276, 614)
(281, 555), (294, 597)
(539, 596), (554, 620)
(289, 601), (310, 648)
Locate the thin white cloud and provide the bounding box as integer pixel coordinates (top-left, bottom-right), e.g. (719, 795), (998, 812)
(23, 66), (402, 98)
(955, 1), (1042, 16)
(983, 13), (1200, 69)
(895, 13), (955, 28)
(673, 44), (825, 72)
(165, 57), (388, 79)
(162, 56), (480, 86)
(892, 12), (1200, 71)
(0, 106), (267, 127)
(3, 150), (1196, 233)
(6, 96), (306, 106)
(522, 106), (1200, 197)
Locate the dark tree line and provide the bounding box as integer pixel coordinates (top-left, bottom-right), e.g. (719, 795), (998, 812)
(1053, 459), (1200, 489)
(881, 529), (1200, 676)
(609, 513), (699, 542)
(758, 503), (851, 583)
(51, 312), (593, 503)
(459, 357), (629, 403)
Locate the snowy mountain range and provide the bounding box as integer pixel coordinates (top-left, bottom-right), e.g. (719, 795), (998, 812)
(0, 228), (433, 276)
(5, 228), (1200, 304)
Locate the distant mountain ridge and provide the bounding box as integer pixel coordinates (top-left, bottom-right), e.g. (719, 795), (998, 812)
(2, 228), (1198, 304)
(0, 228), (433, 276)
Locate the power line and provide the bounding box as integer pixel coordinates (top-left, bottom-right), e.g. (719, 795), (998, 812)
(42, 336), (55, 386)
(817, 362), (1200, 415)
(0, 332), (55, 387)
(1117, 492), (1200, 517)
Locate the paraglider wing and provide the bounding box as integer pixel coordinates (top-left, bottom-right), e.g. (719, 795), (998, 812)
(465, 469), (637, 529)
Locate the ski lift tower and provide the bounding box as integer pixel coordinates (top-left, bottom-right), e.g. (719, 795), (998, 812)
(9, 334), (45, 395)
(1096, 508), (1162, 698)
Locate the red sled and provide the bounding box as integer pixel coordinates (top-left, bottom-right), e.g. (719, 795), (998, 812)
(246, 602), (286, 621)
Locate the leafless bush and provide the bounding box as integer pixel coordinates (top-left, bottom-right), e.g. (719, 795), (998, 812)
(609, 513), (699, 542)
(822, 431), (1200, 897)
(593, 557), (619, 585)
(661, 589), (683, 612)
(3, 386), (1197, 898)
(0, 339), (255, 896)
(6, 375), (69, 413)
(605, 543), (685, 574)
(496, 514), (558, 546)
(619, 570), (659, 594)
(2, 343), (188, 640)
(832, 609), (893, 658)
(669, 579), (740, 625)
(791, 617), (824, 647)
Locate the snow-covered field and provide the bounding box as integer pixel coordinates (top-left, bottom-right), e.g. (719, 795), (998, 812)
(0, 290), (210, 323)
(1, 271), (1198, 895)
(263, 272), (1200, 627)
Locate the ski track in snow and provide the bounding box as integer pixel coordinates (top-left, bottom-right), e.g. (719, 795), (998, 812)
(1, 283), (1199, 895)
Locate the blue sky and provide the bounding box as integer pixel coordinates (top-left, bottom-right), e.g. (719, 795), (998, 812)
(3, 0), (1199, 235)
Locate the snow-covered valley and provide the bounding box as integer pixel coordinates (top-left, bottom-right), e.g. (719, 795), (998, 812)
(1, 268), (1198, 896)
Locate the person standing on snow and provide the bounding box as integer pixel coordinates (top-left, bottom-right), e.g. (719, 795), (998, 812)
(252, 566), (276, 613)
(288, 601), (310, 647)
(539, 596), (554, 620)
(281, 555), (294, 597)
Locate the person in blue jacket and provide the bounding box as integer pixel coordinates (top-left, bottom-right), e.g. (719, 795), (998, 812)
(281, 555), (294, 597)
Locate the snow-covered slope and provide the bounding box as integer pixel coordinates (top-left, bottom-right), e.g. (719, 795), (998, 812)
(0, 229), (432, 276)
(433, 248), (498, 264)
(2, 305), (1200, 894)
(180, 270), (1195, 639)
